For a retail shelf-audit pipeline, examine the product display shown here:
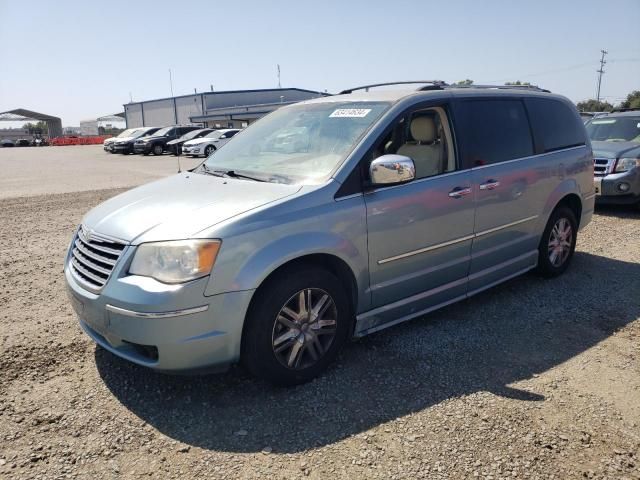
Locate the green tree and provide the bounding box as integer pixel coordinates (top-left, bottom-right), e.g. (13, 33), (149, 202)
(452, 79), (474, 86)
(619, 90), (640, 109)
(505, 81), (531, 86)
(22, 121), (48, 134)
(576, 99), (613, 112)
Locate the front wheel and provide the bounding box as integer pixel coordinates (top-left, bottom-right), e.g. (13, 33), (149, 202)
(535, 206), (577, 277)
(152, 144), (163, 155)
(204, 145), (215, 156)
(242, 267), (351, 386)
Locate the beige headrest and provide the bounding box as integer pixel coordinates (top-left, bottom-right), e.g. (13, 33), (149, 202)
(410, 116), (436, 143)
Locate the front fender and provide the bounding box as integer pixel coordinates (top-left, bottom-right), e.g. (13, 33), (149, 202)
(205, 230), (369, 307)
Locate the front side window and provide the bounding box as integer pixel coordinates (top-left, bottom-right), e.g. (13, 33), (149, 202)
(454, 99), (534, 167)
(368, 106), (456, 180)
(586, 116), (640, 143)
(201, 102), (390, 184)
(525, 98), (586, 152)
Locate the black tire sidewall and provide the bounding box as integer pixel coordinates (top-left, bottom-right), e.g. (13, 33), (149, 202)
(205, 145), (214, 156)
(242, 267), (351, 386)
(153, 144), (163, 155)
(537, 206), (578, 277)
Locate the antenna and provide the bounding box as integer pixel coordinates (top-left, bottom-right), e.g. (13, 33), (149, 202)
(169, 68), (174, 97)
(277, 64), (281, 88)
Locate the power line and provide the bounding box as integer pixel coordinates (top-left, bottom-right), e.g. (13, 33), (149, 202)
(596, 49), (607, 103)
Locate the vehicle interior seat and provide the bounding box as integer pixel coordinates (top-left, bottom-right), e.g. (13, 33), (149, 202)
(397, 116), (443, 178)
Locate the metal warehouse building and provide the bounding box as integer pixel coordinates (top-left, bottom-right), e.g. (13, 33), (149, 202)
(124, 88), (327, 129)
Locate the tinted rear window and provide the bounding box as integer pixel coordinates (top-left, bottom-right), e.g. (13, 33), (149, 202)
(524, 98), (586, 152)
(455, 99), (534, 167)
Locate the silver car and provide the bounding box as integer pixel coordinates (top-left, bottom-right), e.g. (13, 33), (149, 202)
(65, 81), (595, 385)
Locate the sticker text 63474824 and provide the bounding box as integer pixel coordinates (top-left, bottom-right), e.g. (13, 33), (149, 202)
(329, 108), (372, 118)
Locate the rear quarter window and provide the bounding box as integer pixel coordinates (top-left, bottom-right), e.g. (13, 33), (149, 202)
(454, 99), (534, 168)
(524, 98), (586, 153)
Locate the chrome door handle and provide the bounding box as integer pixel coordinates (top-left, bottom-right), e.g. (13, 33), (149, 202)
(448, 187), (472, 198)
(479, 180), (500, 190)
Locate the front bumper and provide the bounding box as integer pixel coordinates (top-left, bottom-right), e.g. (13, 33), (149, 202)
(594, 169), (640, 205)
(113, 143), (133, 154)
(182, 145), (202, 156)
(133, 143), (151, 154)
(64, 254), (253, 372)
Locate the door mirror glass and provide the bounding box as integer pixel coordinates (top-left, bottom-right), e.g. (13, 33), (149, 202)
(369, 154), (416, 186)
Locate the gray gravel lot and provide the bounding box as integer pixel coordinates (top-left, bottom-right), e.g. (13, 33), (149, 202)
(0, 147), (638, 479)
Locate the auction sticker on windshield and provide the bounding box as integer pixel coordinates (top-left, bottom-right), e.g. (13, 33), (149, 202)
(329, 108), (372, 118)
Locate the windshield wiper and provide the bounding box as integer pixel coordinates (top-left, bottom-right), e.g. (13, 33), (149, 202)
(213, 170), (266, 182)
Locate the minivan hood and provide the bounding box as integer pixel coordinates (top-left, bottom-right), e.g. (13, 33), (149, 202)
(591, 140), (640, 159)
(82, 173), (301, 243)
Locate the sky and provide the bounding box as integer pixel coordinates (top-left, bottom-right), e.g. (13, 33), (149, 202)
(1, 0), (639, 126)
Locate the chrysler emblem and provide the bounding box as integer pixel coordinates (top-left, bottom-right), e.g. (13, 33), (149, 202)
(81, 224), (95, 242)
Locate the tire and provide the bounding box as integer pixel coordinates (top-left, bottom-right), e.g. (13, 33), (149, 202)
(152, 144), (163, 156)
(535, 206), (578, 277)
(204, 145), (215, 156)
(241, 267), (352, 386)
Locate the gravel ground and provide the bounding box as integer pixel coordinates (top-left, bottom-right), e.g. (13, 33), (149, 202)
(0, 148), (639, 479)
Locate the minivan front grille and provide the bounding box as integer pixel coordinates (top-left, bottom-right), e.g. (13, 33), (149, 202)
(594, 158), (615, 176)
(70, 226), (126, 292)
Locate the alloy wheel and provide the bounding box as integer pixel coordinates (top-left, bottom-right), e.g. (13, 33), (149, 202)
(272, 288), (337, 370)
(548, 217), (573, 267)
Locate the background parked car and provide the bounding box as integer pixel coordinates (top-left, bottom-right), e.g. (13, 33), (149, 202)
(16, 138), (31, 147)
(112, 127), (161, 155)
(586, 108), (640, 208)
(104, 128), (140, 153)
(181, 129), (240, 157)
(1, 139), (15, 147)
(166, 128), (214, 155)
(133, 125), (201, 155)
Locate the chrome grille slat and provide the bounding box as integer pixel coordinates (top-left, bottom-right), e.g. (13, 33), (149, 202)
(72, 248), (113, 275)
(71, 258), (108, 285)
(69, 226), (127, 292)
(594, 157), (614, 176)
(73, 239), (117, 265)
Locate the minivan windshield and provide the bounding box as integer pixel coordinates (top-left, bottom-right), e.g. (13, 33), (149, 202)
(117, 128), (137, 138)
(200, 101), (390, 184)
(204, 130), (224, 139)
(586, 116), (640, 143)
(179, 129), (208, 141)
(154, 126), (174, 137)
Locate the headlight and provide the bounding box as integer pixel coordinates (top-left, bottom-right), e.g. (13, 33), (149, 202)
(614, 158), (640, 173)
(129, 239), (221, 284)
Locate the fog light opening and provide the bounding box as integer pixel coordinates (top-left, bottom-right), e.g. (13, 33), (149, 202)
(617, 182), (630, 192)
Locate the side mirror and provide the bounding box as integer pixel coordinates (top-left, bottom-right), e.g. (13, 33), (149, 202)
(369, 154), (416, 186)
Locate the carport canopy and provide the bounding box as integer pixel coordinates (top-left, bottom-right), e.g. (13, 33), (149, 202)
(0, 108), (63, 137)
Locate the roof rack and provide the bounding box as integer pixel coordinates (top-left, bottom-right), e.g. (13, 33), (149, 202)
(610, 107), (640, 113)
(339, 81), (552, 95)
(339, 80), (447, 94)
(444, 84), (551, 93)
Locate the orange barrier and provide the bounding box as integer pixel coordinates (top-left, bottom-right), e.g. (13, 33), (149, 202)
(50, 135), (112, 146)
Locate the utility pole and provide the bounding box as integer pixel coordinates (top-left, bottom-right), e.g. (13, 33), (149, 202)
(596, 49), (607, 103)
(169, 69), (174, 97)
(277, 64), (281, 89)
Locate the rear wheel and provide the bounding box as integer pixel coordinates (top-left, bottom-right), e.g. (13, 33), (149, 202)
(242, 267), (351, 386)
(204, 145), (215, 156)
(535, 206), (577, 277)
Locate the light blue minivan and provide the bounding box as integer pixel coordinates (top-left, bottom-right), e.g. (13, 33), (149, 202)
(65, 81), (595, 385)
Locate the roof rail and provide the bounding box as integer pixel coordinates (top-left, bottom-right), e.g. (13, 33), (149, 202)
(340, 80), (447, 94)
(610, 107), (640, 113)
(445, 84), (551, 93)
